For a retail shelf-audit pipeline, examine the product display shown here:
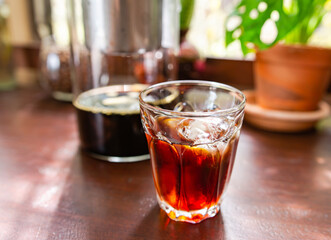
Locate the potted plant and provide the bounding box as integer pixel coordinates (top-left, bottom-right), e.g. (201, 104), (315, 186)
(225, 0), (331, 111)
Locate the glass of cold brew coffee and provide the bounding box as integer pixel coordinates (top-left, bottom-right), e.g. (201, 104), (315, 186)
(139, 80), (245, 223)
(69, 0), (180, 162)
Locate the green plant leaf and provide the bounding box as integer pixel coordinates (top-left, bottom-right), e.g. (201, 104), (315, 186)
(225, 0), (328, 55)
(180, 0), (195, 30)
(285, 0), (327, 43)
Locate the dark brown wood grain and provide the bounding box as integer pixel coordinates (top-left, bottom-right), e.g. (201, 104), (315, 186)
(0, 85), (330, 240)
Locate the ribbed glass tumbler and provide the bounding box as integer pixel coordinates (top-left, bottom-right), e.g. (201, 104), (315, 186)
(139, 80), (246, 223)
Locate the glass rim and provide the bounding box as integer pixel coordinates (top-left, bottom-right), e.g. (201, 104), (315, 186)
(139, 80), (246, 117)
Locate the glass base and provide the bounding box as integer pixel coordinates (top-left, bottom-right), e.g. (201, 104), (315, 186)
(87, 151), (150, 163)
(157, 195), (221, 224)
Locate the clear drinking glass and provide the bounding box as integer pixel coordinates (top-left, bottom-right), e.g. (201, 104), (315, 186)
(31, 0), (72, 101)
(139, 80), (245, 223)
(39, 36), (72, 101)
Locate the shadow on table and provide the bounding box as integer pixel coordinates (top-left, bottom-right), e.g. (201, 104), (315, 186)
(46, 149), (226, 239)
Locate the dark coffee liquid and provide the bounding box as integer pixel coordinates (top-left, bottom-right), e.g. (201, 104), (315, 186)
(74, 85), (149, 159)
(147, 116), (239, 208)
(145, 115), (239, 223)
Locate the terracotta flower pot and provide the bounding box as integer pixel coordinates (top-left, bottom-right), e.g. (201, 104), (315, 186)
(254, 44), (331, 111)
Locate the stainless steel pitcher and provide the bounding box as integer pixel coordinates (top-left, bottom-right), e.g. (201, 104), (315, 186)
(69, 0), (180, 162)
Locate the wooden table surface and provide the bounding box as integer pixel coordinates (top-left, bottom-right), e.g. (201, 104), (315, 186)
(0, 86), (330, 240)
